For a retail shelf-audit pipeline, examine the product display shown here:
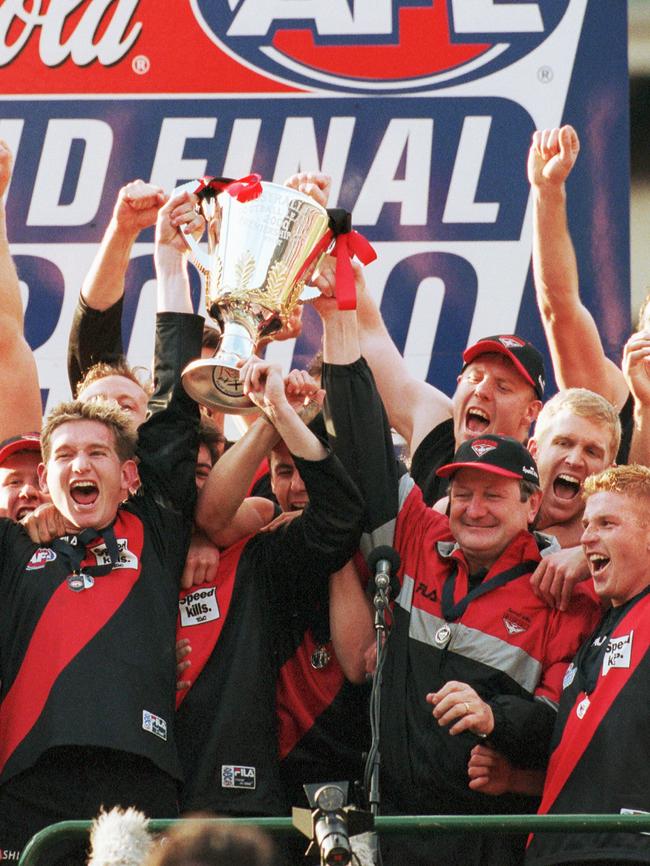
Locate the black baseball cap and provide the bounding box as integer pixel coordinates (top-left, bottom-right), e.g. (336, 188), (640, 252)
(0, 433), (41, 467)
(462, 335), (545, 400)
(437, 434), (540, 485)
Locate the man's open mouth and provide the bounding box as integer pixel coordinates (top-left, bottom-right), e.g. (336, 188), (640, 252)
(588, 553), (610, 575)
(465, 408), (490, 433)
(70, 480), (99, 505)
(553, 473), (581, 500)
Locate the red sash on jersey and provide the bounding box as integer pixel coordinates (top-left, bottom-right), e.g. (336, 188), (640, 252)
(175, 535), (248, 708)
(529, 593), (650, 845)
(0, 512), (144, 775)
(277, 630), (345, 761)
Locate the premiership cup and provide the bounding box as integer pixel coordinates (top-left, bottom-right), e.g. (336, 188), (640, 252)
(175, 175), (332, 414)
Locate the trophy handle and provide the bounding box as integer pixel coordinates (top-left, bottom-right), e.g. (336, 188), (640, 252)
(172, 180), (211, 274)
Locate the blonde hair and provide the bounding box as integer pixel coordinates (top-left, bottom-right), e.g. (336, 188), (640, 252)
(583, 464), (650, 501)
(533, 388), (620, 461)
(41, 399), (137, 464)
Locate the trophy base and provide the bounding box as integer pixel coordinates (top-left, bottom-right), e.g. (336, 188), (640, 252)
(181, 358), (258, 415)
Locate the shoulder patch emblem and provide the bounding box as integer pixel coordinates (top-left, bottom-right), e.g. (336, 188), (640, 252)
(26, 548), (57, 570)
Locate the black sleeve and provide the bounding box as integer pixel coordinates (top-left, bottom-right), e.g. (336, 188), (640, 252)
(67, 295), (125, 395)
(616, 392), (634, 465)
(267, 450), (364, 589)
(136, 312), (203, 521)
(322, 358), (399, 549)
(409, 419), (455, 506)
(487, 695), (556, 769)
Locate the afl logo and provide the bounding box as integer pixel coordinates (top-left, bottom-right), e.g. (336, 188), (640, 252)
(191, 0), (570, 94)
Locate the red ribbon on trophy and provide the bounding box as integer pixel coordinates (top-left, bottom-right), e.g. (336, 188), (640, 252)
(326, 209), (377, 311)
(193, 174), (263, 203)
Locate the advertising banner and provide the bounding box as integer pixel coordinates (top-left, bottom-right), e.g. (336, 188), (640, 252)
(0, 0), (629, 410)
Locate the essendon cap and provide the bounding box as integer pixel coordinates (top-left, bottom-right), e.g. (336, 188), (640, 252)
(437, 434), (540, 484)
(0, 433), (41, 466)
(462, 335), (545, 399)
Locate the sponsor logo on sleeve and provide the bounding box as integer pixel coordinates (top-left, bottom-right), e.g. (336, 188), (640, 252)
(179, 587), (220, 627)
(221, 765), (257, 789)
(142, 710), (167, 741)
(25, 548), (57, 570)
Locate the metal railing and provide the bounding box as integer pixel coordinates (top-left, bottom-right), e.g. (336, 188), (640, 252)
(18, 813), (650, 865)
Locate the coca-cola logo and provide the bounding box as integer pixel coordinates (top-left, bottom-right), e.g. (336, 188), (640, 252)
(0, 0), (142, 67)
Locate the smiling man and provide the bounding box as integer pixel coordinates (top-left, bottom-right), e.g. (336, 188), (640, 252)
(0, 193), (203, 863)
(315, 288), (601, 866)
(526, 465), (650, 865)
(0, 434), (48, 522)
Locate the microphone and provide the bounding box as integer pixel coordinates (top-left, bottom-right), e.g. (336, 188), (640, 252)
(366, 545), (401, 601)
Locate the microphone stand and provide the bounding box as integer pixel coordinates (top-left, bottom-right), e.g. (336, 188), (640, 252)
(363, 555), (396, 866)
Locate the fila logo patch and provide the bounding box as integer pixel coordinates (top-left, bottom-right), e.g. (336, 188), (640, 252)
(179, 587), (220, 627)
(142, 710), (167, 741)
(603, 631), (633, 676)
(471, 440), (497, 457)
(25, 548), (57, 570)
(91, 538), (137, 570)
(498, 336), (525, 349)
(222, 765), (256, 789)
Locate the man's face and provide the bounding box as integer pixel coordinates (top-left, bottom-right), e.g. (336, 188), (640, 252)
(529, 410), (614, 529)
(270, 443), (309, 513)
(79, 375), (148, 430)
(0, 451), (49, 521)
(449, 468), (541, 571)
(581, 491), (650, 606)
(195, 443), (214, 490)
(452, 354), (541, 445)
(38, 420), (137, 530)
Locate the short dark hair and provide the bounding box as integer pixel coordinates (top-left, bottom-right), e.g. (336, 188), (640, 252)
(198, 419), (225, 465)
(519, 479), (539, 502)
(145, 819), (274, 866)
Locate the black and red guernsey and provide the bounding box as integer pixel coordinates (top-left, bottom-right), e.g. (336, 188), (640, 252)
(526, 587), (650, 865)
(0, 313), (202, 790)
(174, 450), (364, 817)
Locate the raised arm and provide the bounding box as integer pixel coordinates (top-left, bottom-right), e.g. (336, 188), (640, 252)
(314, 261), (399, 551)
(83, 180), (166, 311)
(623, 330), (650, 467)
(135, 194), (203, 516)
(0, 141), (42, 438)
(194, 415), (278, 548)
(354, 271), (452, 455)
(529, 125), (628, 409)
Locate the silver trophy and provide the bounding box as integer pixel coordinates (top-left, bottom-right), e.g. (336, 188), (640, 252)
(175, 176), (331, 414)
